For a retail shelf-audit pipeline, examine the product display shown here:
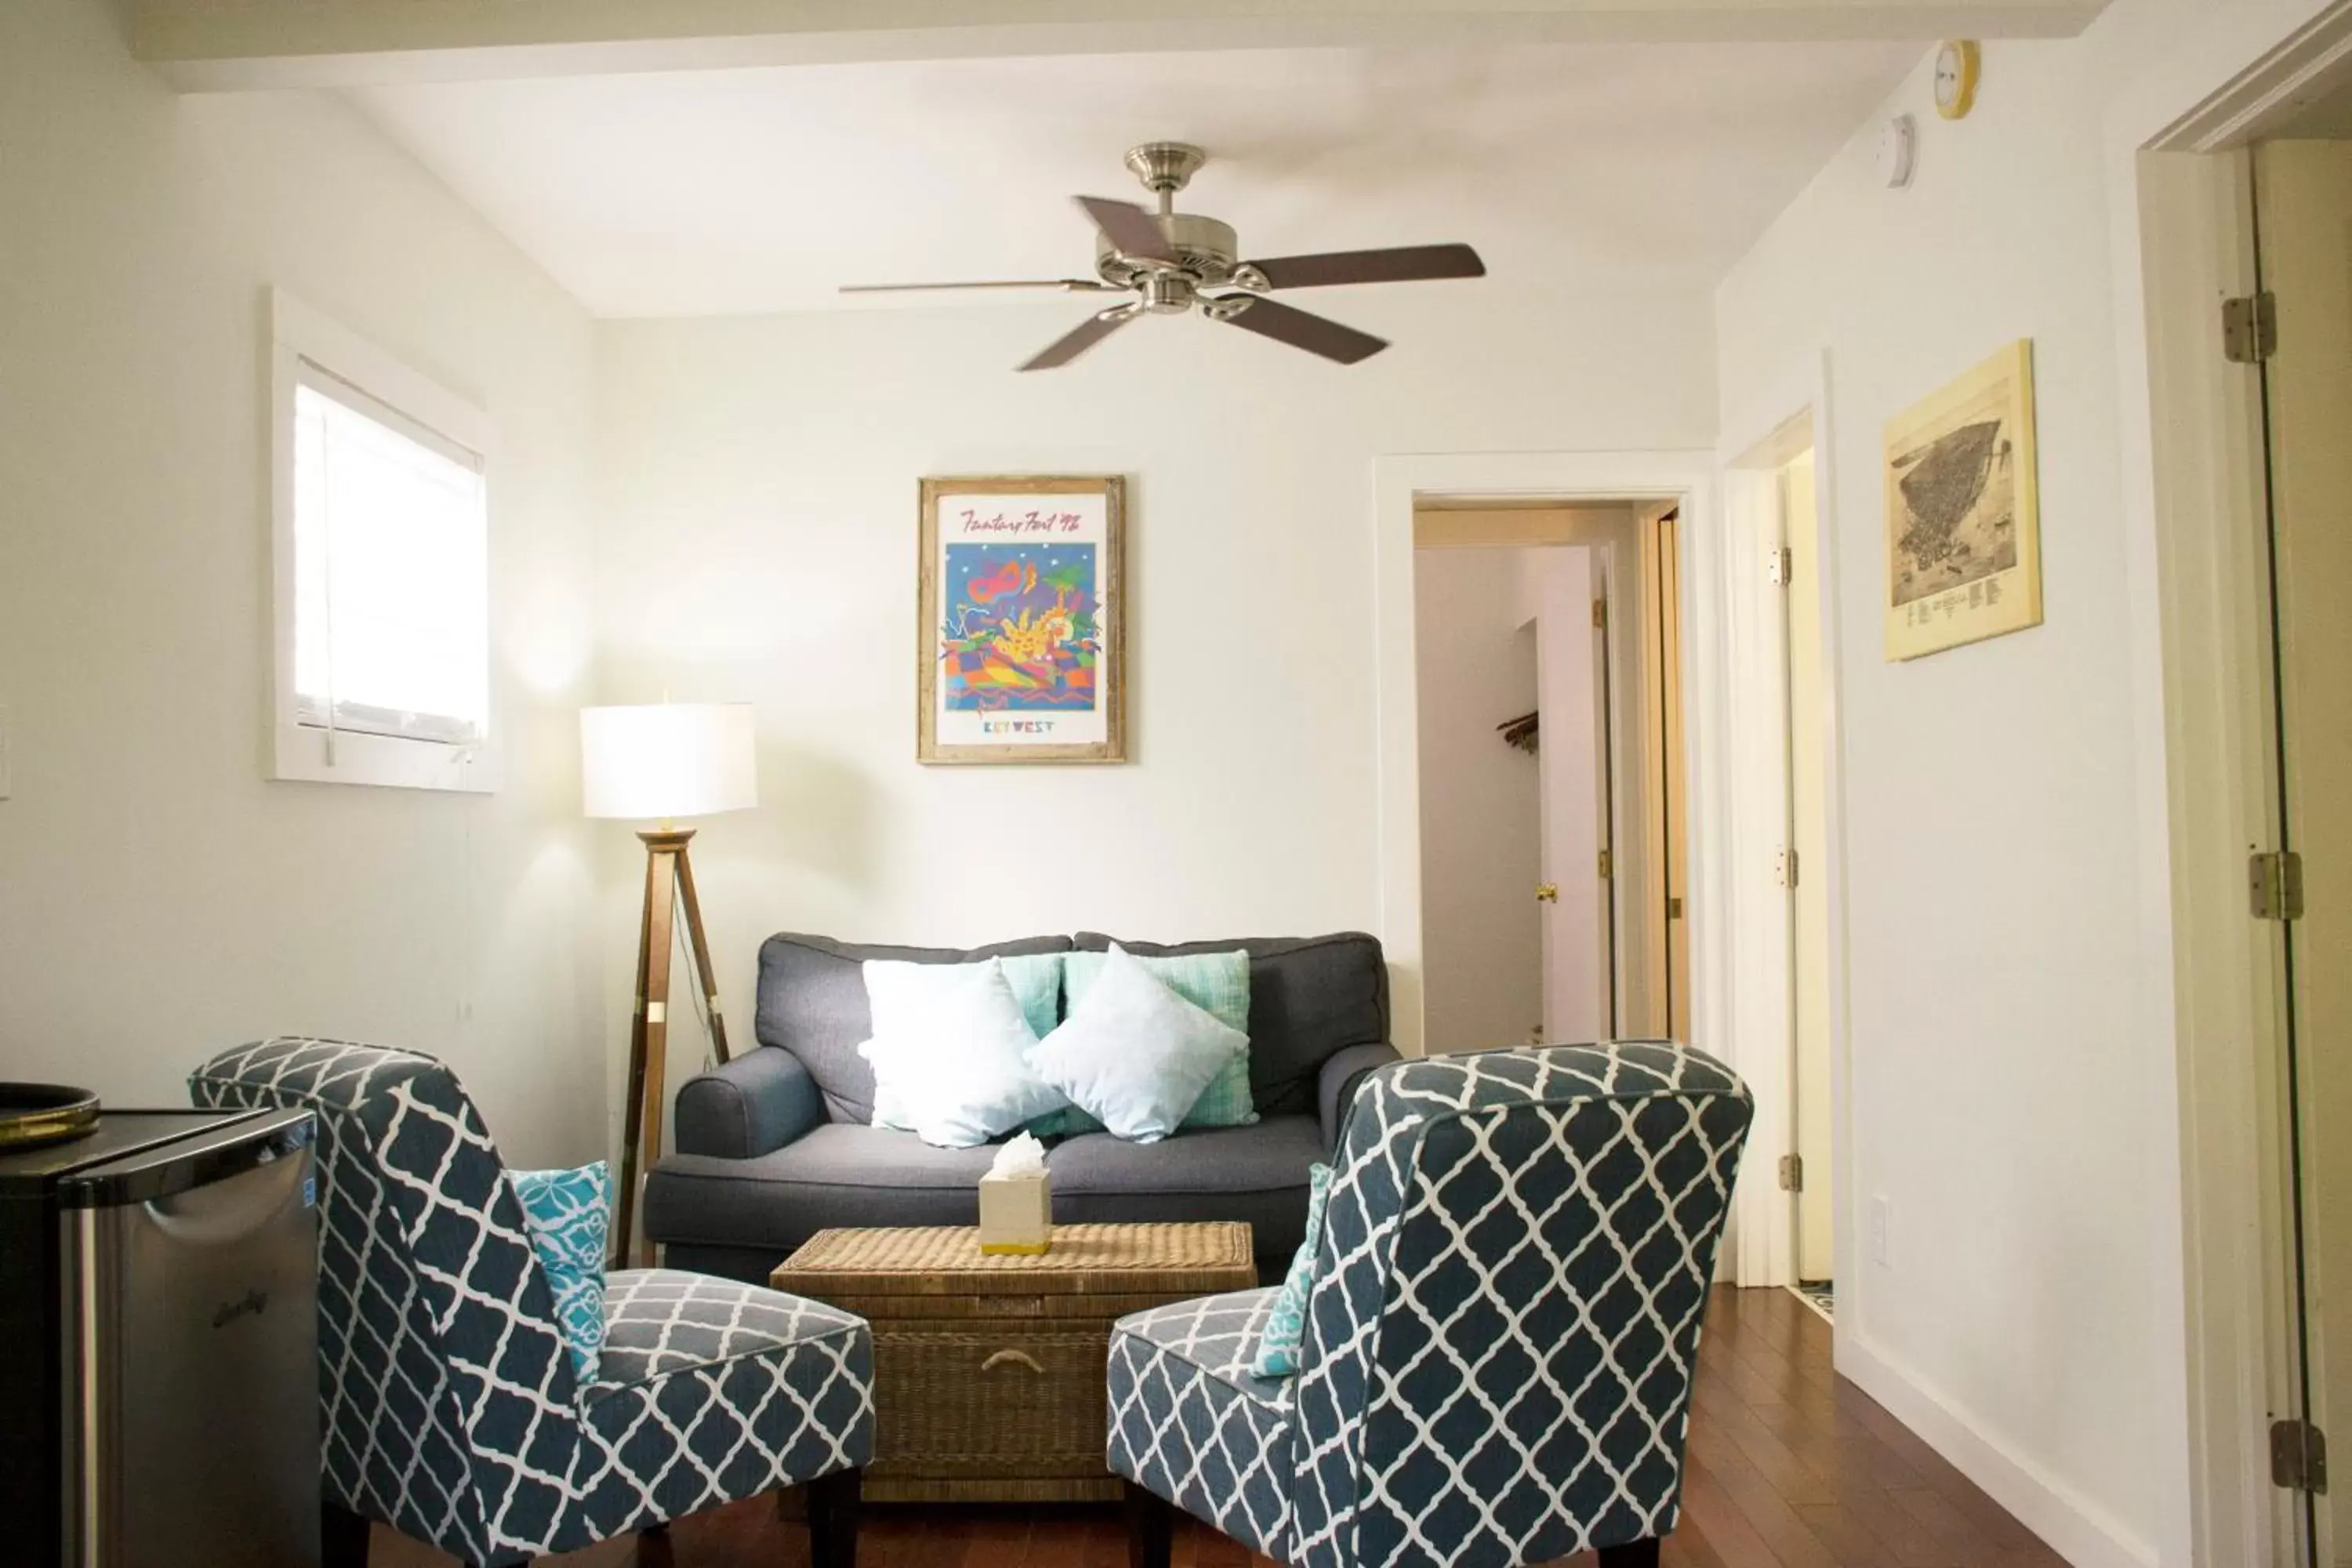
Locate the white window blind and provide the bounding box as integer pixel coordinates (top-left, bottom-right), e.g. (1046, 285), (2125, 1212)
(291, 361), (488, 747)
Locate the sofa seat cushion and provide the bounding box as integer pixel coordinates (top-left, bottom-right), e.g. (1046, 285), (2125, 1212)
(642, 1125), (1002, 1256)
(1046, 1115), (1322, 1261)
(1108, 1288), (1294, 1562)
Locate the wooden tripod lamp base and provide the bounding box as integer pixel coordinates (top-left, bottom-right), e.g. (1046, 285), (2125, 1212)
(613, 828), (731, 1269)
(580, 701), (760, 1270)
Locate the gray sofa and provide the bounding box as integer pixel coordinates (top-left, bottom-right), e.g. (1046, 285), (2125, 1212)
(641, 931), (1399, 1283)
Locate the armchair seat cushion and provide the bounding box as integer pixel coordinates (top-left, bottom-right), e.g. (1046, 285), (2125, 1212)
(1108, 1289), (1295, 1563)
(575, 1271), (873, 1528)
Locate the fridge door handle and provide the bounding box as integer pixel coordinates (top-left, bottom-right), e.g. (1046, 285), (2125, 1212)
(140, 1154), (310, 1247)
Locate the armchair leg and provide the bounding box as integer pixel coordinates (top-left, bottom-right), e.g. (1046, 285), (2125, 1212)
(1123, 1480), (1175, 1568)
(807, 1468), (862, 1568)
(321, 1501), (370, 1568)
(1598, 1540), (1661, 1567)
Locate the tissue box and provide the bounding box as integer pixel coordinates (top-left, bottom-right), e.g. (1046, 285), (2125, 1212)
(978, 1172), (1051, 1255)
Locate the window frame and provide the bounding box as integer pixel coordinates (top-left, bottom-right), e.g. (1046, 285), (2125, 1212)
(268, 290), (499, 793)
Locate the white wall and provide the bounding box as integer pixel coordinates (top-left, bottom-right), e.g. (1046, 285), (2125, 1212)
(0, 0), (604, 1165)
(592, 288), (1715, 1107)
(1414, 546), (1543, 1054)
(1711, 5), (2332, 1563)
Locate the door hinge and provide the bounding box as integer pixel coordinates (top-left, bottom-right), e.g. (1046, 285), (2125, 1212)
(1597, 848), (1613, 880)
(2223, 292), (2278, 364)
(1592, 598), (1608, 629)
(1767, 546), (1792, 586)
(2273, 1417), (2328, 1494)
(2251, 850), (2304, 921)
(1776, 847), (1800, 887)
(1778, 1153), (1804, 1192)
(1667, 895), (1684, 920)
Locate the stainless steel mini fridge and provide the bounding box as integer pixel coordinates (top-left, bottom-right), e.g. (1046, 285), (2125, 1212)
(0, 1107), (321, 1567)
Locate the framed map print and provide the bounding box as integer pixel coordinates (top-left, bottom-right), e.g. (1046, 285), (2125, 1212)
(918, 475), (1126, 764)
(1883, 339), (2043, 660)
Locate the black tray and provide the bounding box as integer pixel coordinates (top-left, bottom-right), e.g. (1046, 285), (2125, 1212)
(0, 1083), (100, 1152)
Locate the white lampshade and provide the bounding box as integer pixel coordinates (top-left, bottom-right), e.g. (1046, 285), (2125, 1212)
(580, 702), (758, 821)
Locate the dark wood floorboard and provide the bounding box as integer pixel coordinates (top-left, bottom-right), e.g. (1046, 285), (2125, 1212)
(366, 1287), (2061, 1568)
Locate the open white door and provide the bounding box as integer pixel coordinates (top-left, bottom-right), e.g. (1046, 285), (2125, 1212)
(1535, 548), (1606, 1044)
(1784, 451), (1835, 1287)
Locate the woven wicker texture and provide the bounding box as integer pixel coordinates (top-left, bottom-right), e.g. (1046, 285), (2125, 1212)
(776, 1222), (1253, 1299)
(774, 1222), (1258, 1504)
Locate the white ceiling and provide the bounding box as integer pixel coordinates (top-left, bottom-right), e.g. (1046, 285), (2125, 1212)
(350, 41), (1922, 319)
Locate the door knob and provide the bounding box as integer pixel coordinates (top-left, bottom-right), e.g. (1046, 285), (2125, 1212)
(1536, 884), (1559, 903)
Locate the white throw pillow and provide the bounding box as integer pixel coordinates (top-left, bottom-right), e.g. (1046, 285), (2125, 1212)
(858, 959), (1068, 1148)
(1026, 945), (1248, 1143)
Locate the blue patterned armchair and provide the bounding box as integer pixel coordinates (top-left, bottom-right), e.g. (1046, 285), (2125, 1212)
(191, 1037), (874, 1568)
(1107, 1043), (1752, 1568)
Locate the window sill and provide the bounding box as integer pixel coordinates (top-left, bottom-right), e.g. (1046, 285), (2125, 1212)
(271, 724), (499, 794)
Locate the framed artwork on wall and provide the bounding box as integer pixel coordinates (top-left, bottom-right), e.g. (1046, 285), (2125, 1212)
(918, 474), (1127, 764)
(1882, 339), (2043, 660)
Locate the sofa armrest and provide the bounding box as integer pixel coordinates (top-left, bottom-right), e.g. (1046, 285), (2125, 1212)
(1317, 1043), (1400, 1155)
(674, 1047), (824, 1160)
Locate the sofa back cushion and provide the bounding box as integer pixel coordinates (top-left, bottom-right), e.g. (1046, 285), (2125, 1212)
(1072, 932), (1388, 1117)
(756, 934), (1076, 1123)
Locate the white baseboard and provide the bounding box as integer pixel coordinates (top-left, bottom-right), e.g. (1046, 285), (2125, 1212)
(1836, 1330), (2158, 1568)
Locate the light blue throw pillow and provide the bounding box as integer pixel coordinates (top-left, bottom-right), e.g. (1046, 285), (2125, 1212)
(1253, 1161), (1332, 1378)
(1027, 945), (1247, 1143)
(1055, 948), (1255, 1134)
(506, 1161), (611, 1387)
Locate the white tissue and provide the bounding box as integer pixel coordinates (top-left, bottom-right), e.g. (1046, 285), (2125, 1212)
(986, 1131), (1047, 1180)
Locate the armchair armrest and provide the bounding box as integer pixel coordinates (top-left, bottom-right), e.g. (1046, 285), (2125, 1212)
(1317, 1043), (1400, 1155)
(674, 1047), (824, 1160)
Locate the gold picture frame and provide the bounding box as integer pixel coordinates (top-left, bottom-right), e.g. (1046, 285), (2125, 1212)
(1883, 339), (2042, 660)
(917, 475), (1127, 764)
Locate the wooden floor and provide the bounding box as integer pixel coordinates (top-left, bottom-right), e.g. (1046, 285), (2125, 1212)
(373, 1287), (2066, 1568)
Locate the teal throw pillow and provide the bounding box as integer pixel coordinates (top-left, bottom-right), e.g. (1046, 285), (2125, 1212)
(1253, 1162), (1332, 1378)
(506, 1161), (612, 1386)
(1056, 948), (1255, 1132)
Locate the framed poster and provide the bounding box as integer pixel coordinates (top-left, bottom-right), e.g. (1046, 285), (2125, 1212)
(1883, 339), (2042, 660)
(918, 475), (1126, 764)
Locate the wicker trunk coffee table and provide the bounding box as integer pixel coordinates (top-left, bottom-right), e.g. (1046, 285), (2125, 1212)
(773, 1221), (1256, 1503)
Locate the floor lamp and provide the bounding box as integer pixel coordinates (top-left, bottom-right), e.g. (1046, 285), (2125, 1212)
(582, 702), (758, 1267)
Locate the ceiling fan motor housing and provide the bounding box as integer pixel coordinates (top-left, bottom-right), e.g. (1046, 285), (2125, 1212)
(1094, 213), (1240, 293)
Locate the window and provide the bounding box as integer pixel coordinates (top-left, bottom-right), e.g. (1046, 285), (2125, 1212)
(270, 293), (496, 791)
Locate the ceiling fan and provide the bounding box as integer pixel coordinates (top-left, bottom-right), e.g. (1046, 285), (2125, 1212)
(840, 141), (1486, 371)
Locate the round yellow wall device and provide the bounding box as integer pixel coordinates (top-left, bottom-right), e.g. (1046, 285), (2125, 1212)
(1934, 40), (1981, 121)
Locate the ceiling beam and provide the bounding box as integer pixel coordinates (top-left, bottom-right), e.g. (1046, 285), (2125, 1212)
(130, 0), (2104, 92)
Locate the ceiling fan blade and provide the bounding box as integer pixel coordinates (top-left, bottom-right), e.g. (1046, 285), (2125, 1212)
(1074, 196), (1180, 265)
(1245, 244), (1486, 290)
(1018, 307), (1138, 372)
(1219, 298), (1388, 365)
(840, 278), (1118, 295)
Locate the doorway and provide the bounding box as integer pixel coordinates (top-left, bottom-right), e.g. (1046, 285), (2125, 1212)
(1410, 503), (1682, 1053)
(2138, 34), (2352, 1559)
